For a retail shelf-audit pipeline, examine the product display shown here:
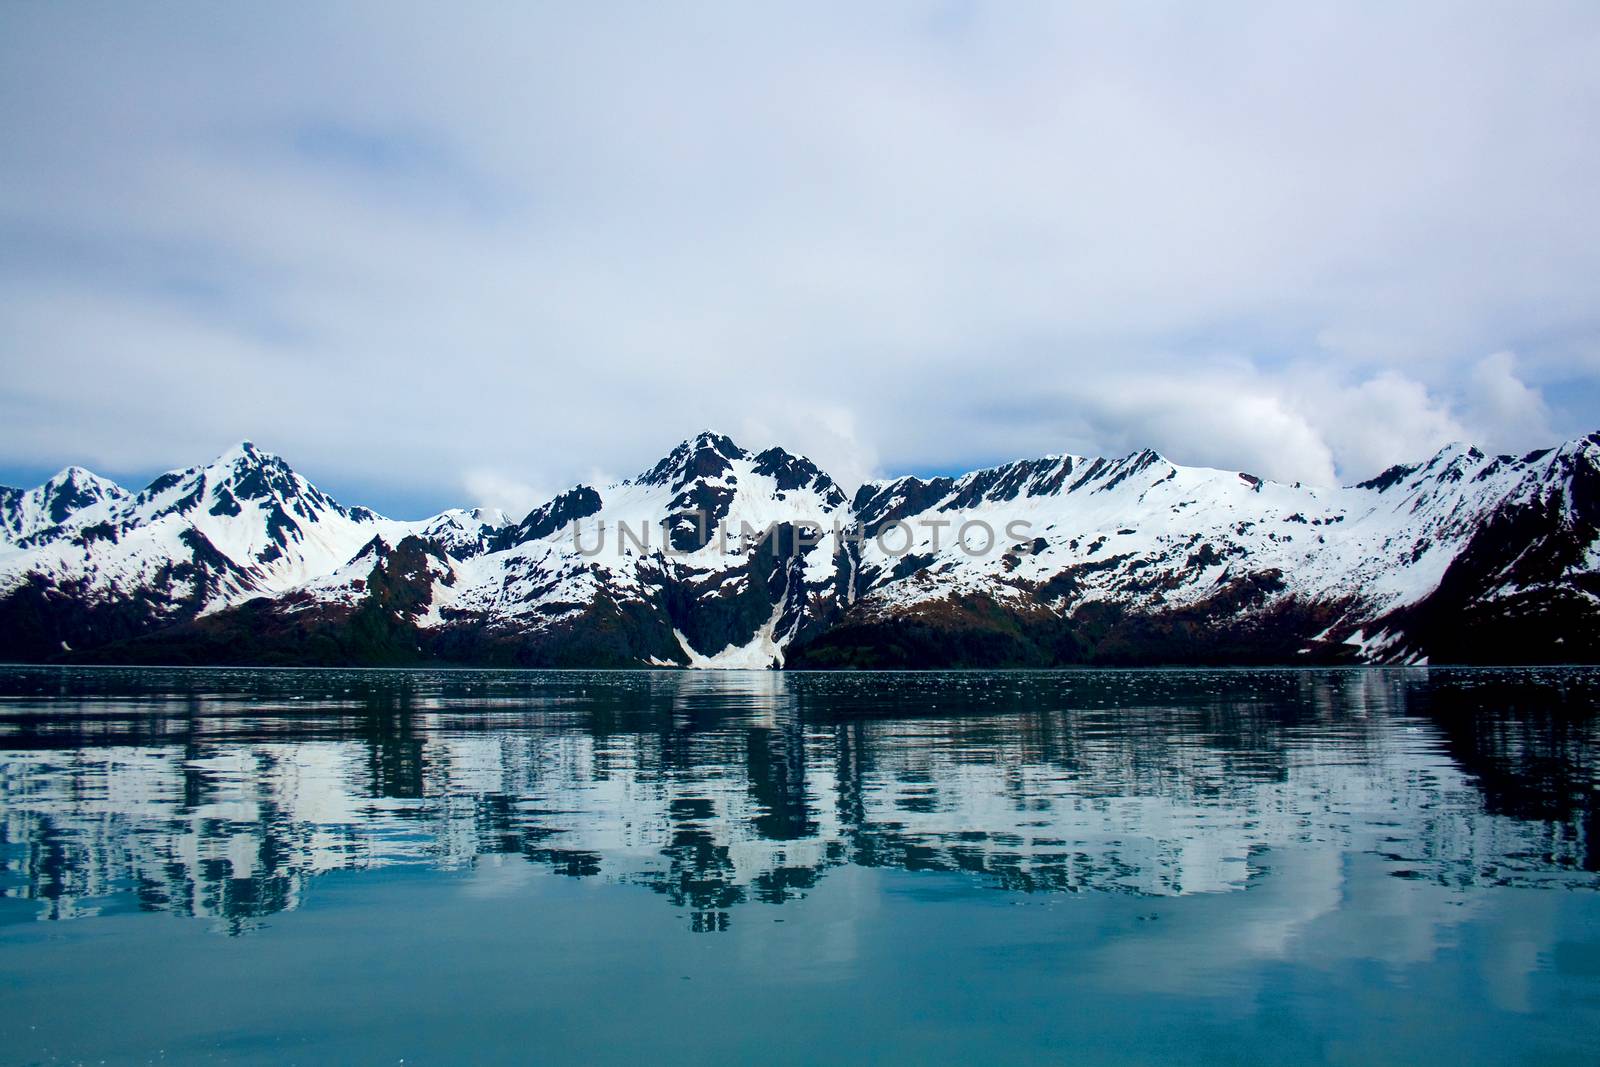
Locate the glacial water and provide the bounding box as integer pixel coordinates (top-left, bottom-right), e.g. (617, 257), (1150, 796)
(1, 666), (1597, 1065)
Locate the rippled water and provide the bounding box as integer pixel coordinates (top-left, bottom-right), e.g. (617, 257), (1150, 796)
(1, 666), (1597, 1065)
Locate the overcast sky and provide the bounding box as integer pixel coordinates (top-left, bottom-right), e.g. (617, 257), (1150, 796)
(3, 2), (1598, 517)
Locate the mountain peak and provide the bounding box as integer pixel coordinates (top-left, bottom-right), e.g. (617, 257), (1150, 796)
(195, 442), (315, 506)
(750, 445), (848, 505)
(118, 441), (344, 530)
(692, 428), (740, 451)
(36, 465), (127, 525)
(0, 464), (127, 541)
(1128, 447), (1168, 465)
(634, 431), (748, 487)
(41, 464), (124, 495)
(211, 440), (275, 469)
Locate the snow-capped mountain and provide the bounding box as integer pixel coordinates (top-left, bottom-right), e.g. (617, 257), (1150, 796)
(441, 431), (853, 667)
(2, 430), (1596, 667)
(0, 466), (129, 545)
(803, 434), (1600, 666)
(0, 442), (508, 655)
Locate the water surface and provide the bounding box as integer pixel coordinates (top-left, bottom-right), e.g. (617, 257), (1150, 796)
(1, 667), (1597, 1064)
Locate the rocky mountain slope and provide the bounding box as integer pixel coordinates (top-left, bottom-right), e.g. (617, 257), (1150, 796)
(0, 442), (506, 660)
(804, 435), (1600, 666)
(2, 430), (1596, 667)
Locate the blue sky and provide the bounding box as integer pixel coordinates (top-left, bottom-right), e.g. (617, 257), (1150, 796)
(2, 2), (1598, 519)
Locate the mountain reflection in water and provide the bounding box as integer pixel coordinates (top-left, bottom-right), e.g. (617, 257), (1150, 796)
(0, 667), (1595, 936)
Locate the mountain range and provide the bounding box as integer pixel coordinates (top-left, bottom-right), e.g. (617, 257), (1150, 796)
(2, 430), (1597, 667)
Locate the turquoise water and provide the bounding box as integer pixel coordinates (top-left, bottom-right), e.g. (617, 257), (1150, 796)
(1, 667), (1597, 1065)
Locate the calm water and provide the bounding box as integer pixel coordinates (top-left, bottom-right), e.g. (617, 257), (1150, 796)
(1, 667), (1598, 1065)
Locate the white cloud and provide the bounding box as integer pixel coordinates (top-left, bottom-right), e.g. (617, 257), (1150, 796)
(461, 470), (546, 520)
(1464, 351), (1553, 451)
(0, 3), (1596, 509)
(737, 406), (880, 494)
(1056, 372), (1341, 486)
(1289, 370), (1469, 482)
